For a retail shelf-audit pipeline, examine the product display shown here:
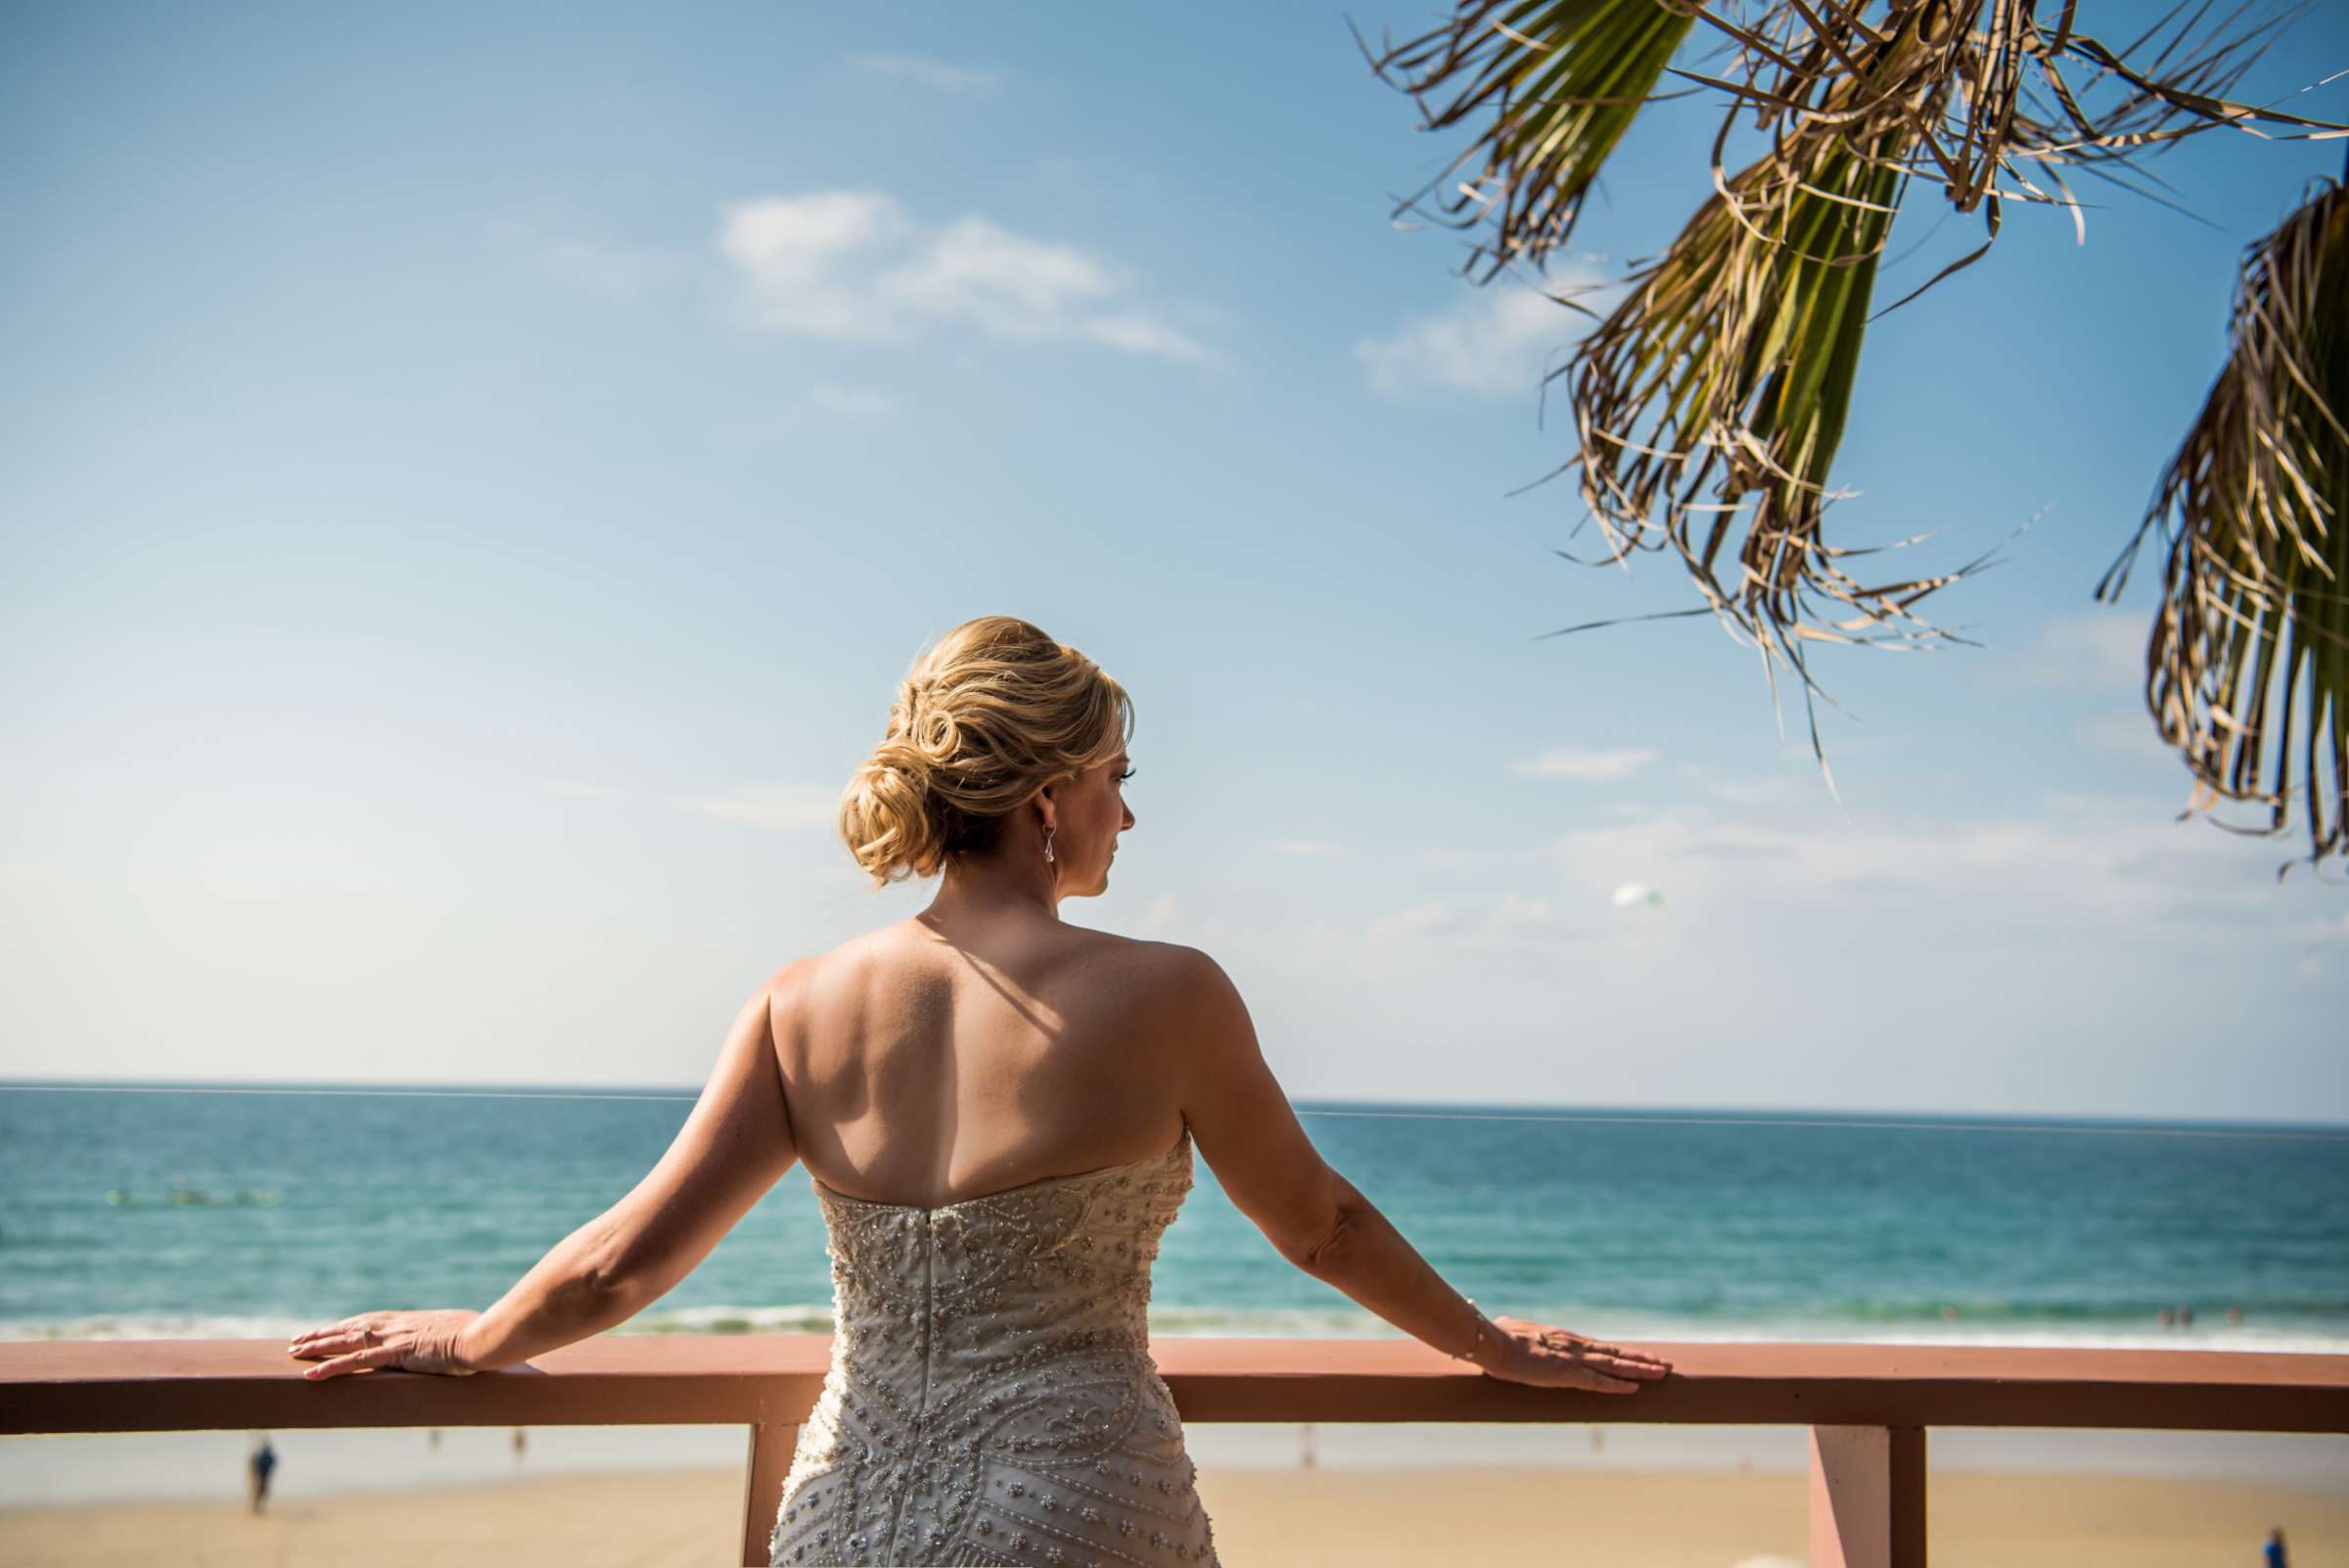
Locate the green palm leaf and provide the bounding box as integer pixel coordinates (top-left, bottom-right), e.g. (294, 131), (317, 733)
(1371, 0), (2347, 787)
(1542, 7), (2005, 775)
(1359, 0), (1699, 282)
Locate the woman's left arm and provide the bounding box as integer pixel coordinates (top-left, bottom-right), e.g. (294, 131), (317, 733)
(290, 968), (803, 1379)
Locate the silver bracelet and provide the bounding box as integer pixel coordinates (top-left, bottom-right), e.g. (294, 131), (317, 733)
(1457, 1297), (1497, 1365)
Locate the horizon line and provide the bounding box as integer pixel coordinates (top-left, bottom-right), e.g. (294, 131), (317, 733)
(2, 1078), (2342, 1139)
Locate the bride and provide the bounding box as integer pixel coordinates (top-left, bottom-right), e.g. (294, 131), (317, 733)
(288, 615), (1672, 1565)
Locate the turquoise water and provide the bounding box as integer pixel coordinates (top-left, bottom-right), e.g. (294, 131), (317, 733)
(3, 1085), (2344, 1350)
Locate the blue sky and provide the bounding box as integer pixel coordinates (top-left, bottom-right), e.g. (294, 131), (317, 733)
(4, 3), (2346, 1122)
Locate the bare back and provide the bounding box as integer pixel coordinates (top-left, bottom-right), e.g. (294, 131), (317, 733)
(774, 918), (1191, 1210)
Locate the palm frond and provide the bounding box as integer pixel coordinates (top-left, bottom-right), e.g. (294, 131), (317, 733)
(2096, 171), (2349, 871)
(1359, 0), (1702, 282)
(1679, 0), (2342, 318)
(1368, 0), (2349, 788)
(1545, 4), (2003, 740)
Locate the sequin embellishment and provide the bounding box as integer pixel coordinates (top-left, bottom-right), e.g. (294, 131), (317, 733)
(766, 1126), (1220, 1567)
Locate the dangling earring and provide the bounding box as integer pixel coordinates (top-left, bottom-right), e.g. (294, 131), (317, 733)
(1042, 823), (1056, 864)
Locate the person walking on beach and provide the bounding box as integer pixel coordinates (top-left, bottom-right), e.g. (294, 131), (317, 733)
(286, 616), (1674, 1567)
(2267, 1525), (2290, 1567)
(246, 1432), (276, 1516)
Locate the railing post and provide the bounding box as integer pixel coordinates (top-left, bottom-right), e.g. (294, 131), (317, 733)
(741, 1421), (800, 1568)
(1807, 1423), (1925, 1568)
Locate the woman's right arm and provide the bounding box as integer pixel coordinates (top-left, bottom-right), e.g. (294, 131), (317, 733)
(1165, 945), (1670, 1395)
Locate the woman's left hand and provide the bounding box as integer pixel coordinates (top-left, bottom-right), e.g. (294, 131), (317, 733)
(288, 1310), (483, 1380)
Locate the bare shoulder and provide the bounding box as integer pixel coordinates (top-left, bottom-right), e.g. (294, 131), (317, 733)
(753, 955), (821, 1039)
(760, 952), (823, 1000)
(772, 924), (899, 993)
(1131, 942), (1340, 1259)
(1044, 933), (1220, 1009)
(765, 921), (1151, 1012)
(1035, 923), (1186, 984)
(763, 922), (1206, 1037)
(1109, 940), (1257, 1088)
(1128, 941), (1239, 1015)
(1035, 931), (1234, 1072)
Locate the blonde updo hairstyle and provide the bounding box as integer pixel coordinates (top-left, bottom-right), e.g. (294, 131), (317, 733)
(841, 617), (1132, 889)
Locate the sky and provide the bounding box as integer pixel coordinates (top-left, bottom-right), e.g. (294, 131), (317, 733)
(3, 3), (2346, 1124)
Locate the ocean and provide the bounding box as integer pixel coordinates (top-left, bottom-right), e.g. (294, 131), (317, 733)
(4, 1084), (2345, 1353)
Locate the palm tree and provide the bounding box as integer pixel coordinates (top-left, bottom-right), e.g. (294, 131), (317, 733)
(1363, 0), (2348, 864)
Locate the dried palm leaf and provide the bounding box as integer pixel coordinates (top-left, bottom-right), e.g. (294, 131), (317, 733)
(2096, 169), (2349, 871)
(1370, 0), (2341, 300)
(1358, 0), (1705, 283)
(1368, 0), (2346, 782)
(1681, 0), (2346, 313)
(1539, 5), (2007, 775)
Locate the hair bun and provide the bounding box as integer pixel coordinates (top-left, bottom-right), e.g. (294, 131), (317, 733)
(840, 617), (1131, 888)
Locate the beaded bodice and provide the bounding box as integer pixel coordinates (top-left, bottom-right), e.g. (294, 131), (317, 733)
(767, 1123), (1221, 1567)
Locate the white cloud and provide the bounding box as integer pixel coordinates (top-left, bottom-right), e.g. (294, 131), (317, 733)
(1363, 901), (1453, 944)
(543, 778), (637, 803)
(1673, 761), (1825, 807)
(877, 215), (1115, 337)
(802, 383), (898, 418)
(719, 191), (910, 338)
(490, 220), (679, 301)
(717, 190), (1218, 364)
(1302, 892), (1589, 984)
(1463, 894), (1576, 960)
(1355, 274), (1617, 399)
(678, 784), (841, 831)
(852, 53), (1000, 95)
(1134, 895), (1185, 940)
(1019, 791), (2285, 1108)
(1082, 312), (1221, 366)
(1543, 794), (2262, 923)
(1514, 746), (1658, 782)
(2019, 609), (2150, 691)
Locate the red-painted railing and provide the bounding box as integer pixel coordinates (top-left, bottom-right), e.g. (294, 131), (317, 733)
(5, 1337), (2343, 1567)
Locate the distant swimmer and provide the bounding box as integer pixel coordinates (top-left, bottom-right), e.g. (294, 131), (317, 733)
(247, 1432), (277, 1516)
(2178, 1304), (2194, 1327)
(2228, 1306), (2244, 1325)
(2157, 1307), (2174, 1328)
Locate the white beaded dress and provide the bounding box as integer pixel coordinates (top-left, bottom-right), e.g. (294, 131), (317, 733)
(767, 1122), (1221, 1568)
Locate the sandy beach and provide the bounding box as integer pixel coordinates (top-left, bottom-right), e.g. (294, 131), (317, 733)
(8, 1412), (2345, 1568)
(2, 1461), (2343, 1567)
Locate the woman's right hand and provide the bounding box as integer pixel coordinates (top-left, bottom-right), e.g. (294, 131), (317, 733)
(1473, 1314), (1673, 1393)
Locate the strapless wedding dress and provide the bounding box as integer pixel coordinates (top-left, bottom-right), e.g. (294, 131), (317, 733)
(767, 1122), (1222, 1568)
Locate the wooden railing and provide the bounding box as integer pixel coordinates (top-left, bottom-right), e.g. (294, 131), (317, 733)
(5, 1337), (2344, 1567)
